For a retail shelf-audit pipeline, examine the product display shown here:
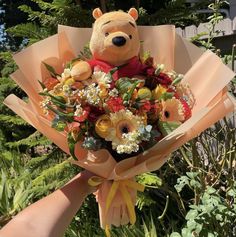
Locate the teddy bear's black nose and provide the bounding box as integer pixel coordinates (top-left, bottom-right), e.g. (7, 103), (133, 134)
(112, 36), (126, 47)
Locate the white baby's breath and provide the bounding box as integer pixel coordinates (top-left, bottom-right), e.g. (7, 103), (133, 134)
(61, 68), (71, 80)
(40, 97), (51, 115)
(116, 143), (139, 154)
(92, 71), (112, 88)
(79, 83), (101, 105)
(109, 88), (119, 97)
(62, 84), (71, 96)
(74, 104), (83, 117)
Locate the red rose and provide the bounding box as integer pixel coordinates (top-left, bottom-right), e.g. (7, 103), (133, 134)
(107, 97), (125, 112)
(146, 67), (155, 76)
(74, 106), (90, 122)
(87, 106), (105, 122)
(145, 70), (172, 89)
(156, 73), (172, 86)
(74, 110), (89, 122)
(180, 99), (192, 120)
(140, 100), (151, 112)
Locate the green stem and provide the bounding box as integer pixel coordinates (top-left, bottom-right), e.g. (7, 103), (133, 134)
(179, 147), (193, 167)
(158, 195), (169, 220)
(231, 44), (235, 71)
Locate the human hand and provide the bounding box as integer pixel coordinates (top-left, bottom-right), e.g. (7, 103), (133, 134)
(70, 170), (98, 196)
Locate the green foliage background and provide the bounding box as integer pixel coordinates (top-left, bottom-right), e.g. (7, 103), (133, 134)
(0, 0), (235, 236)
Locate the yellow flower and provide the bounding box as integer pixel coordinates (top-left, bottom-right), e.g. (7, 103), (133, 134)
(99, 84), (109, 99)
(160, 98), (185, 122)
(152, 85), (167, 100)
(137, 87), (152, 100)
(50, 83), (64, 97)
(95, 115), (112, 138)
(64, 77), (75, 86)
(140, 112), (147, 125)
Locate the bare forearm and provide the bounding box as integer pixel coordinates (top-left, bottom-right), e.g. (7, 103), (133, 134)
(0, 172), (94, 237)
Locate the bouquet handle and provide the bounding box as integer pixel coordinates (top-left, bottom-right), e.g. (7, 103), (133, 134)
(88, 176), (145, 235)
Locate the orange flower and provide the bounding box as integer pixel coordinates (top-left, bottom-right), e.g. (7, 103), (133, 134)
(67, 122), (80, 140)
(43, 77), (59, 90)
(160, 98), (185, 122)
(99, 84), (109, 99)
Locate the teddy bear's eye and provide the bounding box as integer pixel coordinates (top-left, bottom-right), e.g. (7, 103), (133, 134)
(129, 35), (132, 39)
(105, 32), (109, 37)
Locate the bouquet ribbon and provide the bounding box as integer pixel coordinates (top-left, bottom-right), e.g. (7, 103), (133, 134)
(88, 176), (145, 236)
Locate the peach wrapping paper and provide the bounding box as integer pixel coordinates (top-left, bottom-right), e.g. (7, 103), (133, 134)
(4, 25), (236, 228)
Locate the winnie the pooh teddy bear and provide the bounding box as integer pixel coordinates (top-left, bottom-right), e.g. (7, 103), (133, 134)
(70, 7), (147, 81)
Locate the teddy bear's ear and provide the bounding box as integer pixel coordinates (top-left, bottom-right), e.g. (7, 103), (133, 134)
(128, 8), (138, 21)
(93, 8), (103, 19)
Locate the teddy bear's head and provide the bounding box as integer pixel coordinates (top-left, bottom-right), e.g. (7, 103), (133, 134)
(89, 8), (140, 66)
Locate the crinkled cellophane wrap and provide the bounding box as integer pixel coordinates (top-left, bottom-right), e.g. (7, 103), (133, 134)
(4, 25), (236, 228)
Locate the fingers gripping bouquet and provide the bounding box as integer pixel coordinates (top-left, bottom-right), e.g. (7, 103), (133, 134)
(4, 7), (236, 233)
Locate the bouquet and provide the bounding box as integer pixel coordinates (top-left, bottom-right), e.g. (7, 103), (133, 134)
(4, 8), (236, 234)
(39, 55), (193, 161)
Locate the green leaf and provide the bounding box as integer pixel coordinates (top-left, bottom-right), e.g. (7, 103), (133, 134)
(13, 181), (30, 211)
(109, 67), (119, 75)
(46, 105), (74, 121)
(141, 50), (151, 63)
(67, 133), (79, 160)
(175, 176), (189, 192)
(158, 121), (181, 136)
(42, 62), (58, 78)
(207, 233), (215, 237)
(0, 115), (29, 126)
(170, 233), (182, 237)
(206, 186), (216, 194)
(51, 117), (67, 131)
(185, 210), (198, 220)
(136, 192), (156, 210)
(159, 92), (174, 101)
(38, 80), (46, 89)
(6, 131), (51, 148)
(39, 92), (73, 110)
(186, 172), (199, 179)
(136, 172), (162, 187)
(215, 214), (223, 221)
(123, 81), (140, 102)
(116, 77), (143, 94)
(77, 43), (92, 60)
(181, 228), (192, 237)
(189, 179), (201, 189)
(38, 93), (65, 103)
(171, 75), (183, 85)
(186, 220), (197, 231)
(227, 188), (236, 197)
(0, 171), (9, 212)
(7, 22), (49, 45)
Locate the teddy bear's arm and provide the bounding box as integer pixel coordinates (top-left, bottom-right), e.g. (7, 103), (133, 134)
(71, 61), (92, 81)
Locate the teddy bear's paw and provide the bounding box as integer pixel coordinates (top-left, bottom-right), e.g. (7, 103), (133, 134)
(71, 61), (92, 81)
